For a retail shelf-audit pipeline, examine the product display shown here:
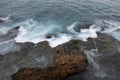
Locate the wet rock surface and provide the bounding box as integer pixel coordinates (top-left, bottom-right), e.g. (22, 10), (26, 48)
(11, 53), (87, 80)
(0, 41), (56, 80)
(66, 33), (120, 80)
(11, 40), (87, 80)
(0, 31), (120, 80)
(12, 32), (120, 80)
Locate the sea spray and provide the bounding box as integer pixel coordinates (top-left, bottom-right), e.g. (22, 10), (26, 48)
(93, 20), (120, 40)
(0, 14), (11, 23)
(1, 19), (119, 48)
(0, 40), (20, 55)
(84, 50), (108, 78)
(14, 20), (101, 47)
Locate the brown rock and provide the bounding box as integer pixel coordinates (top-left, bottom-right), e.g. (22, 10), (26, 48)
(11, 53), (87, 80)
(11, 42), (87, 80)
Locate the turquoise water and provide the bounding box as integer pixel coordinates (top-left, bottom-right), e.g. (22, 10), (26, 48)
(0, 0), (120, 46)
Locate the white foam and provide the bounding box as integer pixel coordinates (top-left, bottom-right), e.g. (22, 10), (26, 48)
(14, 19), (72, 47)
(95, 20), (120, 33)
(15, 19), (53, 43)
(79, 28), (97, 41)
(110, 31), (120, 41)
(93, 20), (120, 41)
(15, 26), (71, 47)
(67, 22), (100, 41)
(67, 22), (78, 34)
(0, 15), (11, 23)
(48, 34), (71, 47)
(14, 19), (120, 48)
(14, 20), (101, 47)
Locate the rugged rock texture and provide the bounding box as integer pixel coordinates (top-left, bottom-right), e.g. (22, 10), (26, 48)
(1, 31), (119, 80)
(11, 53), (87, 80)
(3, 29), (119, 80)
(12, 32), (118, 80)
(66, 33), (120, 80)
(11, 40), (87, 80)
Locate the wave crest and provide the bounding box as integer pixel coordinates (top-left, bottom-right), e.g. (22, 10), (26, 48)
(13, 19), (120, 47)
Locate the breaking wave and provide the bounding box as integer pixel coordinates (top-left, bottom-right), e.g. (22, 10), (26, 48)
(13, 19), (97, 47)
(0, 16), (120, 48)
(12, 19), (120, 47)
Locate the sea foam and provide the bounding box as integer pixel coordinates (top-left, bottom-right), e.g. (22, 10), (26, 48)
(93, 20), (120, 41)
(14, 19), (120, 48)
(0, 15), (11, 23)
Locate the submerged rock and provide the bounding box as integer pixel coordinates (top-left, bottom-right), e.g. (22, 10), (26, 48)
(45, 34), (55, 39)
(0, 26), (20, 42)
(0, 19), (3, 23)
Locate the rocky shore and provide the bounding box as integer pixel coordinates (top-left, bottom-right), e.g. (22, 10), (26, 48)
(11, 32), (120, 80)
(0, 27), (120, 80)
(12, 53), (87, 80)
(11, 40), (88, 80)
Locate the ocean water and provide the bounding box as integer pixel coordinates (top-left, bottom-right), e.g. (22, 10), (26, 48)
(0, 0), (120, 47)
(0, 0), (120, 80)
